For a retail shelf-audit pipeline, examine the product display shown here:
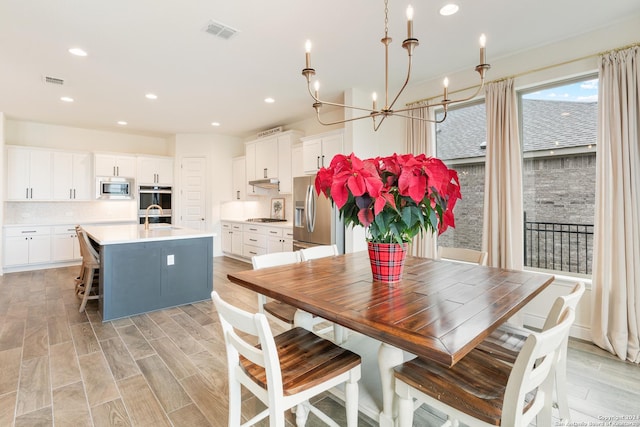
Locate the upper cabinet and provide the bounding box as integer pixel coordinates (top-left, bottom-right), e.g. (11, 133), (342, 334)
(302, 130), (343, 174)
(94, 154), (136, 178)
(245, 130), (303, 195)
(52, 152), (92, 200)
(232, 156), (246, 200)
(6, 146), (52, 201)
(137, 156), (173, 185)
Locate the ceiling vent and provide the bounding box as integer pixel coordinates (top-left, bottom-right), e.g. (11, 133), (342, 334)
(43, 76), (64, 85)
(205, 20), (239, 40)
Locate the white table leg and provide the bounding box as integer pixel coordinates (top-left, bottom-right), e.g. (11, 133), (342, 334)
(293, 309), (314, 331)
(378, 342), (404, 427)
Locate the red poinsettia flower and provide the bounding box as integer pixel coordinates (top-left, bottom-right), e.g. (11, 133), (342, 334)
(315, 152), (461, 243)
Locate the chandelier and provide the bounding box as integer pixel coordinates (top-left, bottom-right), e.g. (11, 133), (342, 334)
(301, 0), (491, 131)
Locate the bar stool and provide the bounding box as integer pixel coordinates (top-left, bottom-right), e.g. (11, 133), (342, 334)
(76, 226), (100, 312)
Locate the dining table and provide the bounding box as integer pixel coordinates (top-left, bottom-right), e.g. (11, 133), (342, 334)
(227, 251), (554, 426)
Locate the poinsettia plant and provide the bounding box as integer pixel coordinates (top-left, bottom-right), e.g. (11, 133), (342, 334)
(315, 153), (462, 244)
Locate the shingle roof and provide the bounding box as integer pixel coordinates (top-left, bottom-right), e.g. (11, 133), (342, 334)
(436, 99), (597, 160)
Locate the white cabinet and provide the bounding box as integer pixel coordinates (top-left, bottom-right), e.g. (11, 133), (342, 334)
(221, 222), (243, 256)
(94, 154), (136, 178)
(52, 225), (80, 262)
(52, 152), (92, 200)
(255, 137), (278, 180)
(4, 226), (51, 266)
(245, 130), (303, 194)
(6, 147), (52, 200)
(302, 130), (343, 174)
(266, 227), (293, 253)
(243, 224), (268, 258)
(137, 156), (173, 185)
(232, 156), (246, 200)
(291, 144), (304, 179)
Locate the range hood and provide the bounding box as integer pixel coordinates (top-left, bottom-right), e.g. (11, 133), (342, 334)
(248, 178), (279, 189)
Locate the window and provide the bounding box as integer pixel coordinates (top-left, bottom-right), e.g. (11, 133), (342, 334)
(436, 101), (486, 251)
(520, 76), (597, 276)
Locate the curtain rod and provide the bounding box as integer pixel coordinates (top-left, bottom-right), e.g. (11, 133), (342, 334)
(407, 41), (640, 107)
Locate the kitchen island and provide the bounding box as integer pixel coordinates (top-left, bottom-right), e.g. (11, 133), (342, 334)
(82, 224), (214, 321)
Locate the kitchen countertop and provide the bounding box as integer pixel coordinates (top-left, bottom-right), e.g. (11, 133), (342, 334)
(221, 219), (293, 228)
(3, 219), (138, 228)
(82, 224), (215, 245)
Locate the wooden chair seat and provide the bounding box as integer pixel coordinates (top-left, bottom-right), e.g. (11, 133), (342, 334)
(240, 326), (361, 396)
(394, 349), (528, 425)
(262, 300), (298, 325)
(438, 246), (488, 265)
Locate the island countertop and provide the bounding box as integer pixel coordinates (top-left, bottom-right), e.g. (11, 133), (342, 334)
(82, 224), (215, 245)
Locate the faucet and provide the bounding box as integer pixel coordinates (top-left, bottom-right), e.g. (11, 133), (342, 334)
(144, 204), (164, 230)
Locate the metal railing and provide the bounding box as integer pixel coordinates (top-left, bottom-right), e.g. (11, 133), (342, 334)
(524, 213), (594, 275)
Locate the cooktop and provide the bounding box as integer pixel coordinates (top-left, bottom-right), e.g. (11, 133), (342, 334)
(246, 218), (287, 223)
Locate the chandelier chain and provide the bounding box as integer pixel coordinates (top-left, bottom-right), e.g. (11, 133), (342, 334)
(384, 0), (389, 36)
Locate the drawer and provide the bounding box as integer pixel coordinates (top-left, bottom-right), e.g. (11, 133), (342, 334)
(4, 226), (51, 237)
(243, 233), (267, 247)
(222, 223), (231, 230)
(232, 224), (243, 231)
(284, 229), (294, 239)
(243, 244), (267, 258)
(243, 224), (267, 233)
(265, 227), (283, 237)
(53, 225), (78, 235)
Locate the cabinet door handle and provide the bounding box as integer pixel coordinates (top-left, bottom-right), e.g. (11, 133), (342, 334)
(30, 188), (33, 198)
(249, 238), (257, 242)
(26, 188), (29, 199)
(263, 168), (268, 178)
(21, 230), (37, 234)
(73, 189), (76, 199)
(236, 190), (240, 200)
(70, 189), (73, 199)
(269, 231), (278, 234)
(321, 155), (325, 167)
(317, 156), (320, 169)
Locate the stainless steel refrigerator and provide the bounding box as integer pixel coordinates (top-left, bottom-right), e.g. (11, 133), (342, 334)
(293, 175), (344, 253)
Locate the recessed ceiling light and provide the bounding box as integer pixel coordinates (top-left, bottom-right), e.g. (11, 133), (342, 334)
(60, 96), (74, 102)
(439, 4), (459, 16)
(264, 97), (275, 104)
(117, 121), (128, 126)
(68, 47), (88, 57)
(145, 93), (158, 100)
(211, 122), (220, 127)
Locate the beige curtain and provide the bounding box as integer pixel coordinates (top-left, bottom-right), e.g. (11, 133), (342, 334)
(592, 46), (640, 363)
(406, 105), (437, 258)
(482, 79), (524, 270)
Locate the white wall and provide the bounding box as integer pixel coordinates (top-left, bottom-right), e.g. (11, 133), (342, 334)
(173, 133), (243, 257)
(0, 113), (4, 274)
(5, 119), (173, 155)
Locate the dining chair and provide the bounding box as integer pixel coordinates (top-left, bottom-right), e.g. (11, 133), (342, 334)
(394, 307), (576, 427)
(475, 281), (585, 422)
(438, 246), (488, 266)
(252, 251), (303, 329)
(211, 291), (362, 427)
(76, 226), (100, 312)
(299, 244), (348, 343)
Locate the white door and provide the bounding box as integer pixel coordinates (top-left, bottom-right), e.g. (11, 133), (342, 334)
(180, 157), (206, 230)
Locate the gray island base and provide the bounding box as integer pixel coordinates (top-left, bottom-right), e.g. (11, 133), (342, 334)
(82, 224), (214, 321)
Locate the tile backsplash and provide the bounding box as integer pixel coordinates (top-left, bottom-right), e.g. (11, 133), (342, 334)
(4, 201), (137, 225)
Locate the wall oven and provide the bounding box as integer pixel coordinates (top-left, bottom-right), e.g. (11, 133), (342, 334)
(138, 185), (172, 224)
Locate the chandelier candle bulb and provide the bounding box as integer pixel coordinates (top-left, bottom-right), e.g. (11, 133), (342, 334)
(305, 40), (312, 68)
(406, 5), (414, 39)
(314, 81), (320, 98)
(443, 77), (449, 100)
(479, 34), (486, 64)
(372, 92), (378, 110)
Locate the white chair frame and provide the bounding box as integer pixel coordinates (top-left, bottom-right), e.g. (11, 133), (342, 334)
(438, 246), (488, 266)
(395, 309), (576, 427)
(212, 291), (361, 427)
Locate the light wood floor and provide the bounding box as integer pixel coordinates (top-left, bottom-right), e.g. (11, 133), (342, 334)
(0, 256), (638, 426)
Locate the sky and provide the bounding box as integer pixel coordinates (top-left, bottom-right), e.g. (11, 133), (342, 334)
(523, 78), (598, 102)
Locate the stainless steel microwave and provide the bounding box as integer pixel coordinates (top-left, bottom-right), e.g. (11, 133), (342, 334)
(96, 176), (134, 199)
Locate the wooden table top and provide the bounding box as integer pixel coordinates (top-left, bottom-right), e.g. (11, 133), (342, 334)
(227, 251), (554, 367)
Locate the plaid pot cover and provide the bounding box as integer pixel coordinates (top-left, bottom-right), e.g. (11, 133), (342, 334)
(367, 242), (408, 283)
